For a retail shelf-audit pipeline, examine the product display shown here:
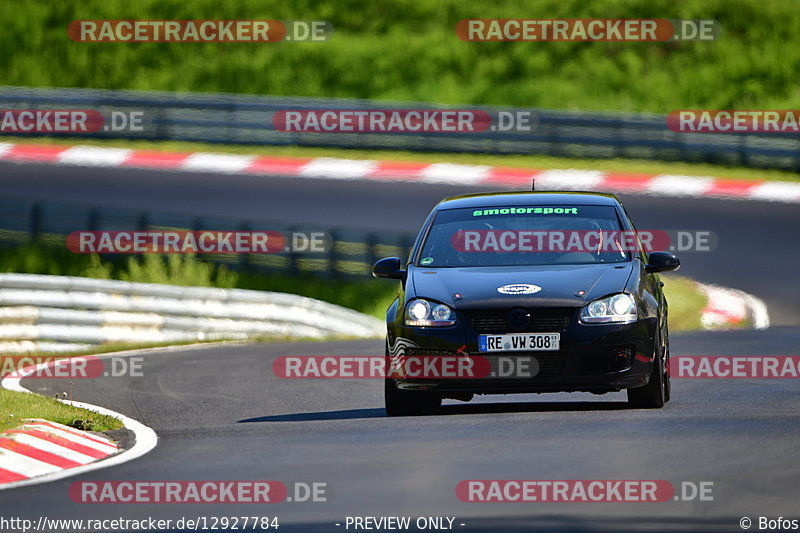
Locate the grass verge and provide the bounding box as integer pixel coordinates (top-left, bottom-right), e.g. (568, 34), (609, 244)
(0, 389), (123, 433)
(662, 275), (707, 332)
(2, 0), (799, 113)
(3, 136), (798, 183)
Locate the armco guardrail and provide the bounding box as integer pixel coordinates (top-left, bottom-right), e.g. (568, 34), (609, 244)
(0, 196), (414, 279)
(1, 86), (798, 170)
(0, 273), (384, 353)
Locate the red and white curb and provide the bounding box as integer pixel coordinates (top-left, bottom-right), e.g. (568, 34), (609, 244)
(0, 419), (119, 485)
(698, 282), (770, 330)
(1, 142), (799, 203)
(0, 347), (167, 490)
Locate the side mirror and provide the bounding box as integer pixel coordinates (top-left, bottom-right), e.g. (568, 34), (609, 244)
(372, 257), (405, 280)
(645, 251), (680, 273)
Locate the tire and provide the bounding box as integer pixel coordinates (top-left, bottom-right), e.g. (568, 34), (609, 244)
(384, 344), (442, 416)
(663, 332), (671, 403)
(627, 331), (667, 409)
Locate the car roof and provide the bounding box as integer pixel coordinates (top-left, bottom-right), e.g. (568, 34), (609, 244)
(436, 191), (621, 210)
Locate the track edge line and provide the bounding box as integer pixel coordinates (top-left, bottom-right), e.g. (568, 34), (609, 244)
(0, 341), (235, 490)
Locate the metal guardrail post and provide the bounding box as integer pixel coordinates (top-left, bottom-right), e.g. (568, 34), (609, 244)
(87, 208), (99, 232)
(30, 202), (42, 242)
(366, 232), (378, 275)
(287, 226), (299, 276)
(137, 211), (150, 231)
(326, 229), (338, 279)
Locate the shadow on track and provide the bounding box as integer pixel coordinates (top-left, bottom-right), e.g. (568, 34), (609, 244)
(238, 400), (629, 423)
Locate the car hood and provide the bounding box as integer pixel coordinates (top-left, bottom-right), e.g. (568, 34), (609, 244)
(409, 263), (634, 309)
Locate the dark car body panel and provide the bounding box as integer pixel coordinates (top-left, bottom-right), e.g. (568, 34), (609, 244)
(384, 191), (670, 397)
(409, 263), (635, 309)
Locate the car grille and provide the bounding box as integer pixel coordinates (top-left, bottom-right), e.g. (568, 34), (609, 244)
(401, 348), (567, 378)
(465, 308), (575, 333)
(482, 353), (567, 378)
(404, 348), (457, 358)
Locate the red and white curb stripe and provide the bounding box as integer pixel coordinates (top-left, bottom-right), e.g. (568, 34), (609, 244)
(1, 142), (799, 203)
(0, 347), (168, 490)
(0, 419), (118, 484)
(698, 282), (770, 330)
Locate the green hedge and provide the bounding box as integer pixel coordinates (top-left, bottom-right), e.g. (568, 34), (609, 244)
(1, 0), (798, 112)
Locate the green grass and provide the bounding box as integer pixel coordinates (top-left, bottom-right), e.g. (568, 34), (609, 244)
(0, 389), (123, 433)
(4, 136), (798, 182)
(662, 275), (707, 331)
(1, 0), (799, 113)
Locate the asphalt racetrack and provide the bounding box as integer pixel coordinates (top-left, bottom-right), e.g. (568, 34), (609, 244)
(1, 161), (798, 324)
(1, 161), (799, 532)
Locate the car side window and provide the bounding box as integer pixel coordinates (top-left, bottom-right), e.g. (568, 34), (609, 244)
(620, 205), (647, 261)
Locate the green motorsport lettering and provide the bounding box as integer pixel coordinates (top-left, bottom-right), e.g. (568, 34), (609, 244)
(473, 207), (579, 217)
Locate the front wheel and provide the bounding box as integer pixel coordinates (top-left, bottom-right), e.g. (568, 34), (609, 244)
(384, 343), (442, 416)
(663, 332), (671, 403)
(627, 332), (667, 409)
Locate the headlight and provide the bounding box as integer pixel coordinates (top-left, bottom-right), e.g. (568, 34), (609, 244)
(405, 299), (456, 326)
(580, 293), (637, 324)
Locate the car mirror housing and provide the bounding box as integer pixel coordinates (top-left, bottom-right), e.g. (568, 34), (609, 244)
(645, 251), (680, 273)
(372, 257), (405, 280)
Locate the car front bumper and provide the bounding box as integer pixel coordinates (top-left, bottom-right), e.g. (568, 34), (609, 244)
(387, 315), (658, 395)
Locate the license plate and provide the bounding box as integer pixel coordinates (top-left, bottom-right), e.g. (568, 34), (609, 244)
(478, 333), (560, 352)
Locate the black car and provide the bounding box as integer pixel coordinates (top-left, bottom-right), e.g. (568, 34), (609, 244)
(373, 191), (680, 415)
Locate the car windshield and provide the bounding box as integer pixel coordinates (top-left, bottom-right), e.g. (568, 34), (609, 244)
(417, 205), (634, 267)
